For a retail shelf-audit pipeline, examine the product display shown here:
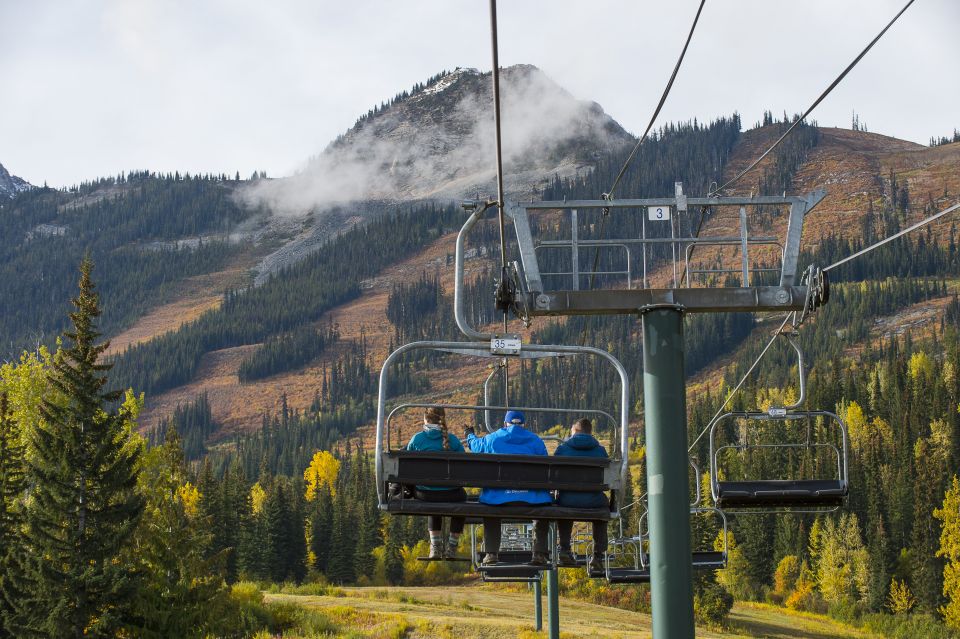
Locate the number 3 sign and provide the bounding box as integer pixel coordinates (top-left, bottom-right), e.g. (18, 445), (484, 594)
(647, 206), (671, 221)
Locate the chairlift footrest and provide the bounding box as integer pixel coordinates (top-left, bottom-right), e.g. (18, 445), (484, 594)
(416, 556), (471, 562)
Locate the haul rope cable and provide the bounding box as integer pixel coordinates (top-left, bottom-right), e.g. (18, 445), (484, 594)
(584, 0), (707, 299)
(488, 0), (511, 402)
(621, 311), (792, 514)
(824, 201), (960, 273)
(710, 0), (915, 196)
(681, 0), (917, 285)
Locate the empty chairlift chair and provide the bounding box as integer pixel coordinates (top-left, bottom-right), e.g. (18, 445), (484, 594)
(708, 335), (849, 510)
(709, 410), (849, 509)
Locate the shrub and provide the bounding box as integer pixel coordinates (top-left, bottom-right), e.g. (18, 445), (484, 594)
(694, 581), (734, 626)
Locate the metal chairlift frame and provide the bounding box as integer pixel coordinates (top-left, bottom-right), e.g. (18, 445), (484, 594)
(469, 522), (549, 583)
(637, 508), (729, 571)
(707, 335), (850, 510)
(453, 184), (827, 321)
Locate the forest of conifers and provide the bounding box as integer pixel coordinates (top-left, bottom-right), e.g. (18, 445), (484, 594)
(2, 113), (960, 637)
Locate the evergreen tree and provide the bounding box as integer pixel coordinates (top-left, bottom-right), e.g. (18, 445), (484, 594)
(128, 426), (231, 638)
(326, 488), (356, 584)
(383, 515), (404, 586)
(309, 488), (333, 573)
(24, 259), (144, 638)
(264, 482), (292, 583)
(0, 392), (30, 635)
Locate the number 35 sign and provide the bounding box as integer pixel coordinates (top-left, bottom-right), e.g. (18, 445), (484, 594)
(647, 206), (671, 221)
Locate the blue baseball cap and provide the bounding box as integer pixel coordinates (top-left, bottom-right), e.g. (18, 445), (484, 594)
(504, 410), (526, 425)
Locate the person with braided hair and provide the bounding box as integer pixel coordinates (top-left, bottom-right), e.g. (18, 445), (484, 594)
(405, 406), (467, 558)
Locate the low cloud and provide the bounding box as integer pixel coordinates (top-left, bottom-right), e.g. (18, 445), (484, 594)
(240, 65), (632, 216)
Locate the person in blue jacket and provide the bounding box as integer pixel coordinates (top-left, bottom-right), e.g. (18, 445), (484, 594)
(554, 418), (610, 573)
(465, 410), (553, 566)
(405, 406), (466, 559)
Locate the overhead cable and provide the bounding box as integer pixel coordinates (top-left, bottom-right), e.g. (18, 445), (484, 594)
(621, 311), (793, 516)
(584, 0), (707, 303)
(825, 201), (960, 273)
(604, 0), (707, 201)
(710, 0), (916, 196)
(488, 0), (507, 269)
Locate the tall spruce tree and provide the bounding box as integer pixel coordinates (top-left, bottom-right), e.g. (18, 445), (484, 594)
(25, 259), (144, 638)
(0, 392), (31, 635)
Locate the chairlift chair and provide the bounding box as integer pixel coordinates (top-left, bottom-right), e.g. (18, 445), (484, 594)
(708, 335), (849, 510)
(635, 507), (728, 573)
(376, 340), (629, 522)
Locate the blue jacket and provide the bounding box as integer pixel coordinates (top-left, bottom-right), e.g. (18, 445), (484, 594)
(554, 433), (610, 509)
(467, 425), (553, 505)
(406, 427), (465, 491)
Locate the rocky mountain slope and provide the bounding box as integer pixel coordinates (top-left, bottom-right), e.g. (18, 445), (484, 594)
(0, 162), (31, 198)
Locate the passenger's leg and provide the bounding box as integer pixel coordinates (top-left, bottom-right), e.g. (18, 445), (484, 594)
(556, 520), (578, 566)
(448, 516), (465, 556)
(591, 520), (608, 556)
(482, 518), (501, 556)
(427, 515), (444, 558)
(557, 520), (574, 550)
(532, 519), (551, 554)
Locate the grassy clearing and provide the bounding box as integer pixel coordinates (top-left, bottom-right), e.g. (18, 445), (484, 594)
(266, 585), (880, 638)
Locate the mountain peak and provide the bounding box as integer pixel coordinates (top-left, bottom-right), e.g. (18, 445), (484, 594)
(0, 162), (32, 198)
(244, 64), (634, 214)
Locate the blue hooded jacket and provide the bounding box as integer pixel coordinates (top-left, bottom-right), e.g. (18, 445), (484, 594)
(406, 427), (465, 491)
(554, 433), (610, 509)
(466, 425), (553, 505)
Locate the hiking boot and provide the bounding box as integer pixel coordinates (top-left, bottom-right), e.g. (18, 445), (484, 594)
(481, 553), (499, 566)
(557, 548), (578, 567)
(429, 541), (444, 560)
(586, 553), (603, 575)
(528, 552), (550, 567)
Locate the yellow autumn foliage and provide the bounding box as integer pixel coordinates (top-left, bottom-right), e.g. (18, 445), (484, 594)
(177, 482), (201, 519)
(935, 475), (960, 630)
(250, 482), (267, 515)
(887, 578), (915, 615)
(304, 450), (340, 501)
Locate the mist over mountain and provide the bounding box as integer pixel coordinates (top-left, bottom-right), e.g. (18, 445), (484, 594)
(242, 65), (634, 215)
(0, 161), (32, 198)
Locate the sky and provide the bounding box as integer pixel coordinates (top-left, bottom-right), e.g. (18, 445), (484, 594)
(1, 0), (958, 188)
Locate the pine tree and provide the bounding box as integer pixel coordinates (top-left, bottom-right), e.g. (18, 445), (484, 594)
(0, 392), (30, 635)
(384, 515), (404, 586)
(264, 481), (292, 583)
(24, 258), (145, 638)
(128, 426), (231, 638)
(310, 488), (333, 573)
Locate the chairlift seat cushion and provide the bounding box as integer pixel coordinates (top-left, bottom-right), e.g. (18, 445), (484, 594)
(606, 568), (650, 584)
(384, 450), (610, 492)
(384, 496), (614, 521)
(715, 479), (847, 508)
